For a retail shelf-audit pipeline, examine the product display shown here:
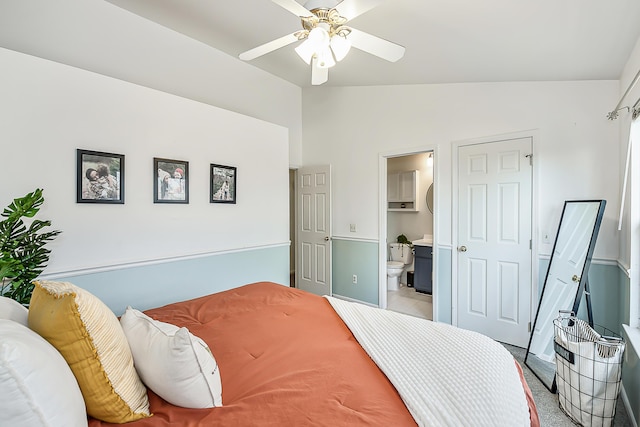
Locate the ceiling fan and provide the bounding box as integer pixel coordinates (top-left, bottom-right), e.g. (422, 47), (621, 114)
(239, 0), (405, 85)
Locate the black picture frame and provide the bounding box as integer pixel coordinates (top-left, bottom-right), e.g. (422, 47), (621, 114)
(154, 158), (189, 204)
(76, 149), (124, 204)
(210, 164), (236, 204)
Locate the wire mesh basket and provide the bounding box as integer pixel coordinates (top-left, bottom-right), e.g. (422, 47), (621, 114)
(553, 311), (625, 427)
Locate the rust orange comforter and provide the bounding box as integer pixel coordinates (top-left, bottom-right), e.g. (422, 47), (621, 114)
(89, 282), (538, 426)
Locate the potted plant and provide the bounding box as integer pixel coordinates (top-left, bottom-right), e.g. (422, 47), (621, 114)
(396, 234), (413, 248)
(0, 189), (61, 305)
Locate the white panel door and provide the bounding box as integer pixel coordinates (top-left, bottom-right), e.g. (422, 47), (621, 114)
(297, 165), (331, 296)
(457, 138), (532, 347)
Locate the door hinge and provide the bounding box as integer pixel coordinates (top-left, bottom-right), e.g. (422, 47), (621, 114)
(528, 322), (531, 333)
(529, 239), (532, 250)
(525, 154), (533, 166)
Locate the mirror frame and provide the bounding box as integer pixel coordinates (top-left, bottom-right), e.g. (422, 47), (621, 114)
(524, 199), (606, 392)
(425, 183), (434, 213)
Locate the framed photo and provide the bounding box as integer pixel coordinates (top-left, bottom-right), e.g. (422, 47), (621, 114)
(210, 164), (236, 204)
(154, 158), (189, 203)
(77, 149), (124, 204)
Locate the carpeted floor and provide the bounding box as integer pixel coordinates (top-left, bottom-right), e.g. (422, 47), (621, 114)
(503, 344), (632, 426)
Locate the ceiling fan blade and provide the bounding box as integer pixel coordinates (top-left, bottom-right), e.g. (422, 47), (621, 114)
(335, 0), (387, 21)
(311, 58), (329, 85)
(271, 0), (312, 17)
(239, 33), (300, 61)
(348, 28), (405, 62)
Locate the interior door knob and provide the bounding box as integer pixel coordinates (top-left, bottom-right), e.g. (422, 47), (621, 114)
(324, 236), (330, 242)
(572, 275), (580, 283)
(458, 245), (467, 252)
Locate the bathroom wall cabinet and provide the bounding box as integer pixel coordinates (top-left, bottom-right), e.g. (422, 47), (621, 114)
(388, 170), (419, 211)
(414, 245), (432, 294)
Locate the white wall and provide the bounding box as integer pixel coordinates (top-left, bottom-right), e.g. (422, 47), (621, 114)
(0, 0), (303, 166)
(303, 81), (620, 261)
(0, 48), (289, 275)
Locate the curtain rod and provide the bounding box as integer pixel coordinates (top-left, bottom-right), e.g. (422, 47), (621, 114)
(607, 67), (640, 120)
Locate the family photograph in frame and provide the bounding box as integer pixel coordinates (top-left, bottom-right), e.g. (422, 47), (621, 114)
(210, 164), (236, 204)
(77, 149), (124, 204)
(154, 158), (189, 203)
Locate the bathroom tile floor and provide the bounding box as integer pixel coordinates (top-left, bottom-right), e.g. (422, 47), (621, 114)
(387, 285), (433, 320)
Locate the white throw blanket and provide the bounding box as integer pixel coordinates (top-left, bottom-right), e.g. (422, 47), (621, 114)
(325, 297), (531, 427)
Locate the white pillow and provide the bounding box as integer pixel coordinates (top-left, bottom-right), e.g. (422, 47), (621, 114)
(0, 319), (87, 427)
(120, 307), (223, 408)
(0, 296), (29, 326)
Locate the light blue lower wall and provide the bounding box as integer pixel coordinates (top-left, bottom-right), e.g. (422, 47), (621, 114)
(46, 245), (290, 316)
(578, 262), (624, 332)
(331, 239), (453, 319)
(436, 247), (452, 324)
(622, 328), (640, 425)
(332, 239), (379, 305)
(618, 274), (638, 426)
(330, 242), (626, 335)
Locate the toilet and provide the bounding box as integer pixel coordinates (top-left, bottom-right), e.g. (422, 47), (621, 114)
(387, 243), (414, 291)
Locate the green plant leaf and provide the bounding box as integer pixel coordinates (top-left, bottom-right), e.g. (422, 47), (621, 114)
(0, 188), (60, 306)
(2, 188), (44, 220)
(396, 234), (412, 246)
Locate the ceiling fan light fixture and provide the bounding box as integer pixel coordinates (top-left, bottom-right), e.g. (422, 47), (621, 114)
(295, 26), (332, 66)
(294, 38), (315, 65)
(330, 34), (351, 62)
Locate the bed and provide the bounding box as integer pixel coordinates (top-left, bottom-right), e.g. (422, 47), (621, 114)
(2, 281), (539, 426)
(101, 282), (538, 426)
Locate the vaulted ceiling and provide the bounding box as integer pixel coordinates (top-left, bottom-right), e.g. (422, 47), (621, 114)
(105, 0), (640, 87)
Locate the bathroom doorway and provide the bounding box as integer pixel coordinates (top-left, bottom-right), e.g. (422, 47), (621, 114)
(383, 151), (435, 321)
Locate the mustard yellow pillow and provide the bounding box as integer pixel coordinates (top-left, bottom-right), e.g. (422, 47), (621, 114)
(28, 281), (150, 423)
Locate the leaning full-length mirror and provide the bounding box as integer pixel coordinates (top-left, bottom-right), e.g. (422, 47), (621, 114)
(524, 200), (606, 392)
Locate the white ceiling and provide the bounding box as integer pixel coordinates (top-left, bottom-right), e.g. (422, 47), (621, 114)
(103, 0), (640, 88)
